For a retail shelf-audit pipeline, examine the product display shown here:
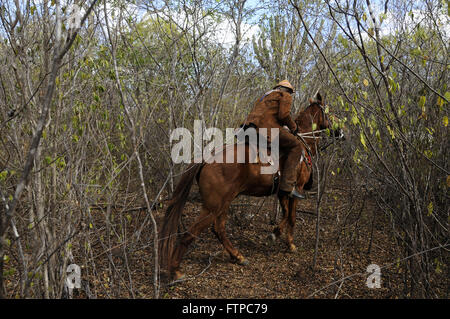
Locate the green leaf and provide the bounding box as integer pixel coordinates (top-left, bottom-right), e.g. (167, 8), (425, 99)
(338, 34), (348, 48)
(388, 76), (397, 93)
(360, 132), (367, 149)
(434, 258), (442, 274)
(338, 96), (344, 107)
(427, 202), (433, 216)
(387, 125), (395, 139)
(411, 47), (421, 56)
(443, 116), (448, 127)
(353, 149), (360, 164)
(445, 91), (450, 101)
(0, 170), (7, 181)
(362, 91), (368, 100)
(418, 96), (426, 108)
(4, 267), (16, 277)
(375, 129), (381, 142)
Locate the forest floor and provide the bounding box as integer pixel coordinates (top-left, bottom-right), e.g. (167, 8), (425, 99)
(10, 177), (443, 299)
(68, 176), (446, 299)
(155, 181), (399, 299)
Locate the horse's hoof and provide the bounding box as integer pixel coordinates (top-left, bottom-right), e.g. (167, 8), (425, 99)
(239, 259), (249, 266)
(237, 256), (249, 266)
(289, 244), (297, 253)
(172, 270), (186, 281)
(269, 233), (277, 242)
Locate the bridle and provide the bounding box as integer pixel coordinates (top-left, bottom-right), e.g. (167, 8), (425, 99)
(295, 101), (341, 158)
(296, 102), (329, 138)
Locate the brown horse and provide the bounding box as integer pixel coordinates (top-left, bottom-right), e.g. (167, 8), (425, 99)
(160, 92), (342, 280)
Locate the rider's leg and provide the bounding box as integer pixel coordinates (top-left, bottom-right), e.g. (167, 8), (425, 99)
(278, 130), (304, 196)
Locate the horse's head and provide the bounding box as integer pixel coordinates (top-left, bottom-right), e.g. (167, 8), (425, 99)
(298, 92), (345, 140)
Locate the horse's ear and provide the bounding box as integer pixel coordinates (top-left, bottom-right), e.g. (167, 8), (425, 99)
(316, 92), (322, 102)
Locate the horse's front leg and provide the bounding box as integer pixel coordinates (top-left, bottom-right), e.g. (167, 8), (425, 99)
(286, 197), (298, 252)
(271, 195), (297, 252)
(284, 162), (309, 252)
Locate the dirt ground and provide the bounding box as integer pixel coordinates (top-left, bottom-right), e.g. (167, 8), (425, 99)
(12, 178), (443, 299)
(155, 191), (398, 299)
(155, 179), (445, 299)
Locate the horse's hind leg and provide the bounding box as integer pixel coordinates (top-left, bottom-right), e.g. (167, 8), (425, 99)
(170, 206), (216, 280)
(212, 210), (249, 265)
(271, 194), (289, 240)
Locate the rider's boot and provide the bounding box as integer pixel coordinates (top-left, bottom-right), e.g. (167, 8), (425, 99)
(289, 187), (306, 199)
(279, 187), (305, 200)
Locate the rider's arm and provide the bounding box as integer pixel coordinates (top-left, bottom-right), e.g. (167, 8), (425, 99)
(277, 92), (297, 133)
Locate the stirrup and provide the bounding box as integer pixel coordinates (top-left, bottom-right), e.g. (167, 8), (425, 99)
(289, 188), (305, 199)
(279, 188), (306, 199)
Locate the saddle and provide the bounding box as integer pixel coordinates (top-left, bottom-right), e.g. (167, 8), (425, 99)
(235, 123), (313, 193)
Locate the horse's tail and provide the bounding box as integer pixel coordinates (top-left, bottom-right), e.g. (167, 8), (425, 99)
(159, 163), (203, 269)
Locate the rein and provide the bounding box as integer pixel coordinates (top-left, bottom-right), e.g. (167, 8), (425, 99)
(297, 129), (328, 138)
(297, 129), (340, 153)
(295, 132), (314, 167)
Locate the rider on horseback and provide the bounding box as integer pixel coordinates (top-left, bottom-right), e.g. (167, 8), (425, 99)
(243, 80), (306, 200)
